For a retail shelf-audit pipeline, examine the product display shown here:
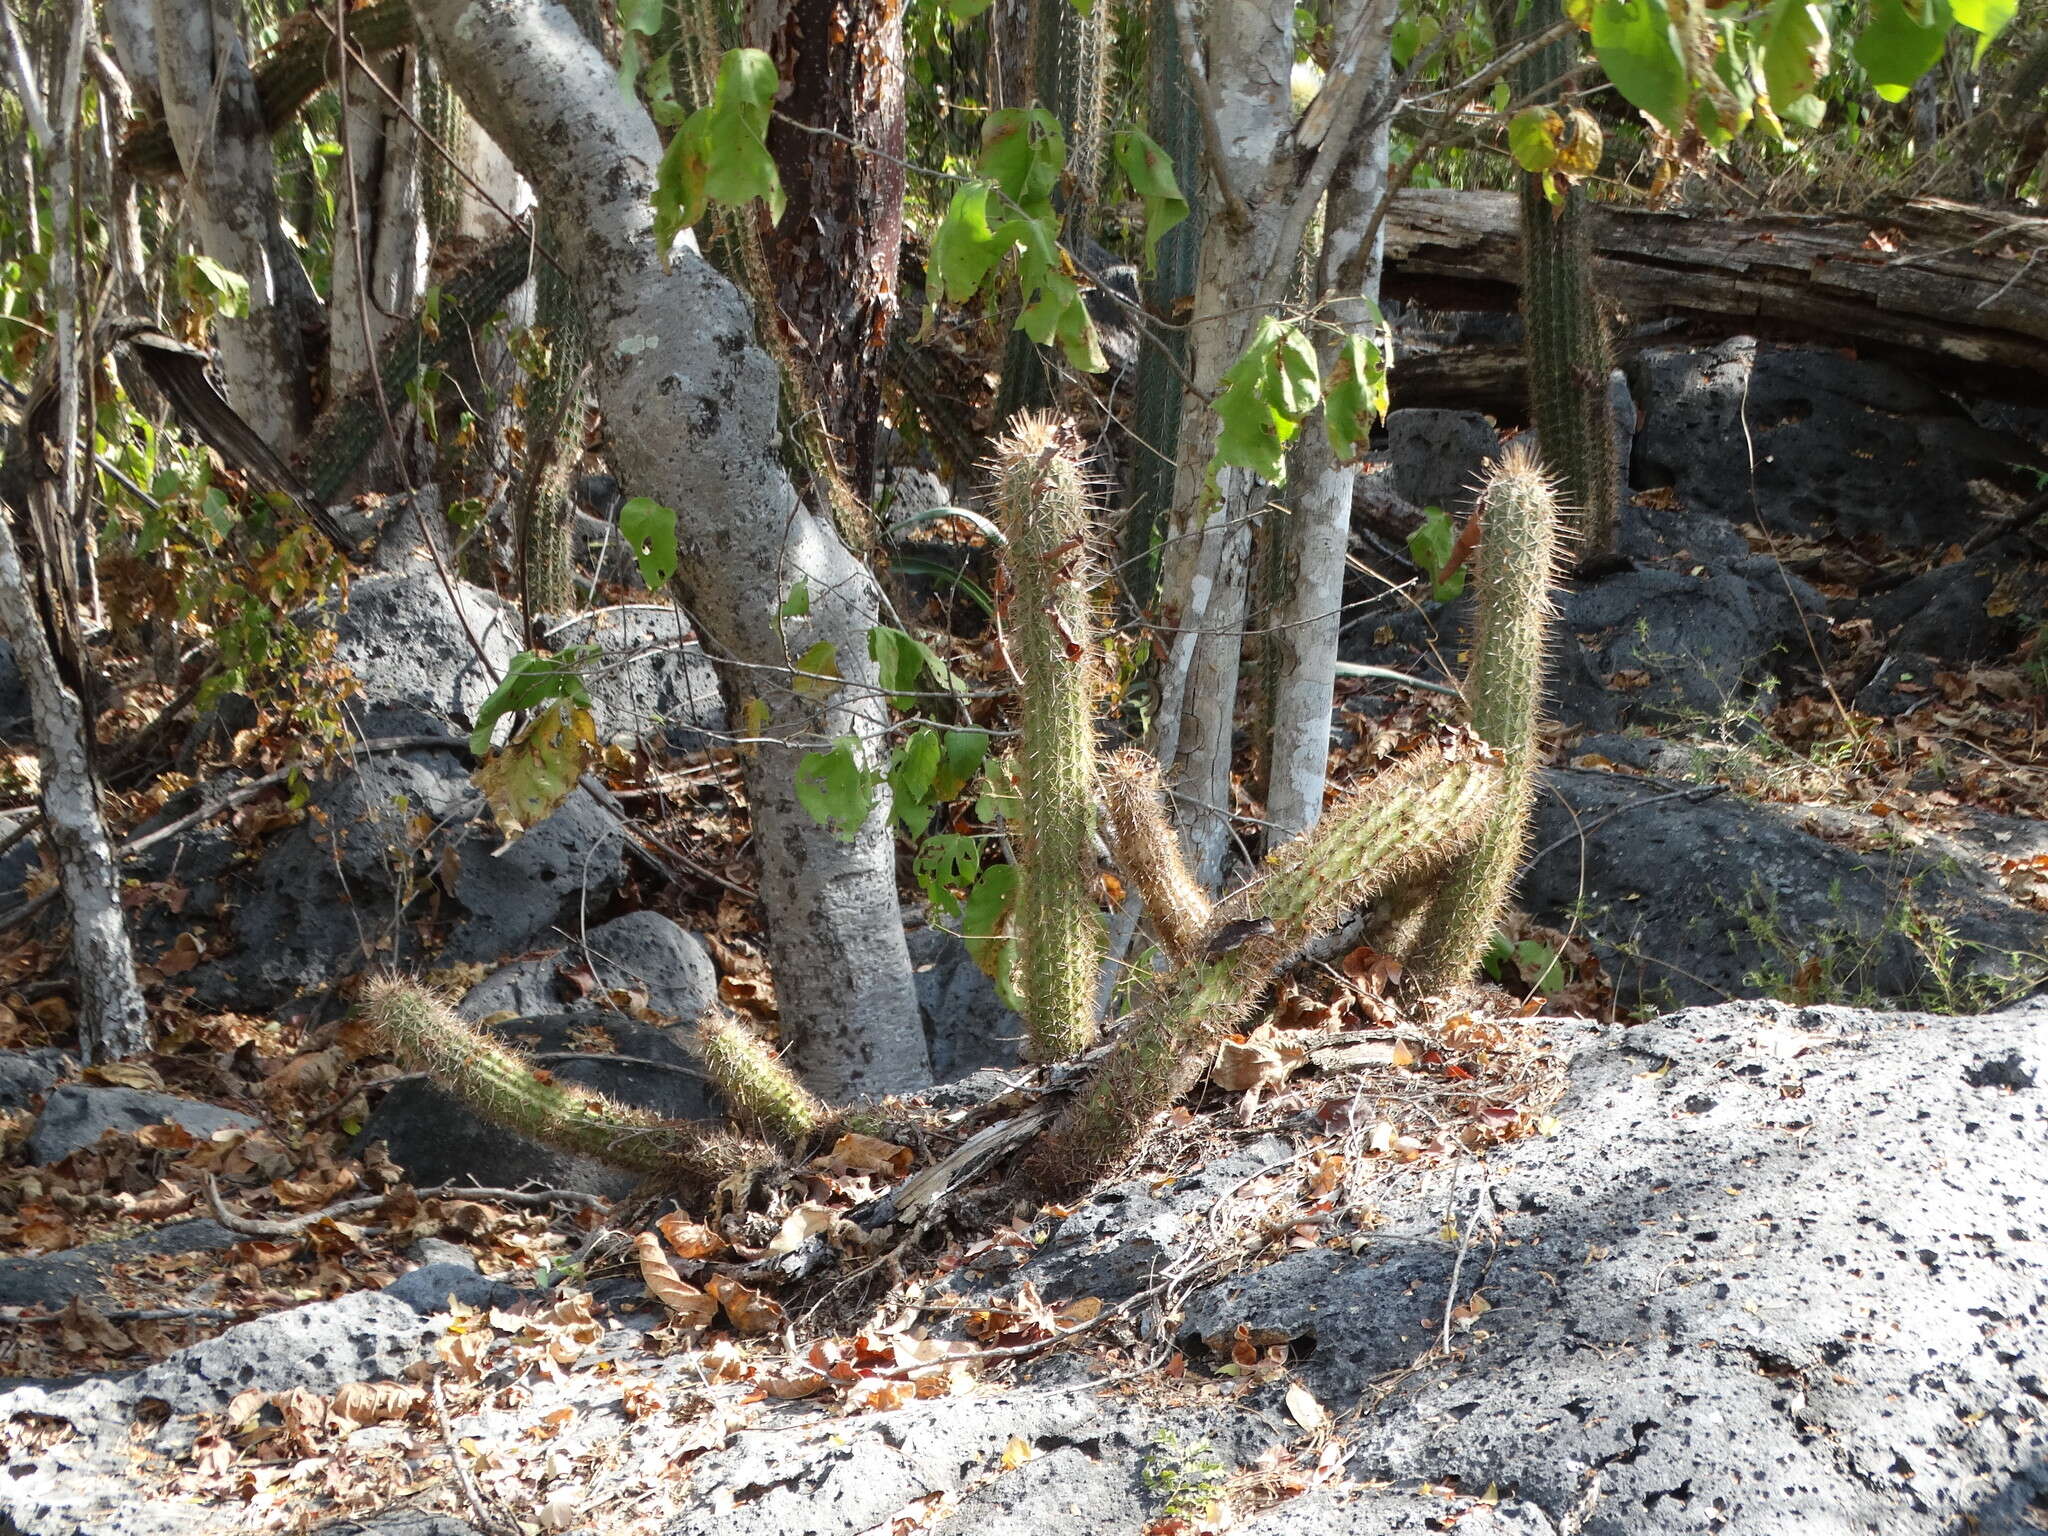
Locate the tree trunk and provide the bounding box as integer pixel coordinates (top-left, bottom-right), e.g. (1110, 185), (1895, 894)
(150, 0), (312, 451)
(328, 48), (425, 392)
(750, 0), (907, 502)
(1265, 56), (1391, 845)
(410, 0), (930, 1098)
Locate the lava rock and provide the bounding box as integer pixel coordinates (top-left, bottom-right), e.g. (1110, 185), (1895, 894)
(908, 925), (1026, 1083)
(1519, 767), (2048, 1013)
(460, 910), (718, 1024)
(1387, 409), (1501, 514)
(27, 1086), (260, 1166)
(1860, 548), (2041, 667)
(0, 1220), (239, 1312)
(0, 1048), (68, 1112)
(311, 569), (521, 739)
(544, 606), (725, 754)
(1628, 338), (2034, 545)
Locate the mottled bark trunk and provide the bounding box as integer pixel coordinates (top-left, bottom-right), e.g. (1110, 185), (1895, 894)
(103, 0), (160, 110)
(329, 49), (425, 392)
(150, 0), (312, 451)
(1152, 2), (1295, 890)
(750, 0), (906, 501)
(411, 0), (929, 1098)
(1265, 46), (1392, 845)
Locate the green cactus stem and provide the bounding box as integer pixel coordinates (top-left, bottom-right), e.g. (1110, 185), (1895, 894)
(361, 979), (772, 1184)
(994, 412), (1103, 1060)
(1028, 742), (1504, 1194)
(1101, 747), (1211, 964)
(694, 1009), (827, 1148)
(1409, 442), (1563, 994)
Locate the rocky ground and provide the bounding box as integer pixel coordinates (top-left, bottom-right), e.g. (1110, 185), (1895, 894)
(0, 331), (2043, 1534)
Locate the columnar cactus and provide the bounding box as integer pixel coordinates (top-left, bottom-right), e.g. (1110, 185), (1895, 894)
(361, 979), (772, 1183)
(1409, 442), (1562, 992)
(1029, 741), (1504, 1193)
(994, 412), (1104, 1059)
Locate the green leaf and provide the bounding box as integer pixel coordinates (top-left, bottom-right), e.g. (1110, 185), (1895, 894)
(1324, 332), (1389, 462)
(778, 577), (810, 619)
(946, 0), (996, 16)
(793, 639), (842, 701)
(868, 625), (964, 711)
(472, 699), (597, 846)
(1111, 129), (1189, 273)
(959, 861), (1019, 1000)
(618, 0), (662, 34)
(1508, 107), (1563, 173)
(470, 646), (600, 756)
(888, 727), (943, 834)
(1210, 317), (1321, 486)
(932, 728), (989, 801)
(1951, 0), (2014, 49)
(618, 496), (678, 590)
(1590, 0), (1692, 136)
(913, 833), (982, 919)
(1852, 0), (1953, 102)
(1407, 506), (1467, 603)
(932, 181), (1004, 304)
(795, 736), (877, 842)
(979, 107), (1064, 220)
(1761, 0), (1831, 121)
(178, 254), (249, 320)
(651, 47), (784, 254)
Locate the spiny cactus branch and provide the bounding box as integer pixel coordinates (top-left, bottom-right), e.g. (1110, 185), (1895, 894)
(1102, 748), (1211, 964)
(694, 1009), (828, 1149)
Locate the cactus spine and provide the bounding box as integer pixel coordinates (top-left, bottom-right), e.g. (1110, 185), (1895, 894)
(361, 980), (772, 1183)
(1102, 747), (1211, 964)
(995, 413), (1103, 1060)
(1028, 744), (1504, 1193)
(1409, 443), (1562, 993)
(694, 1009), (827, 1148)
(1513, 0), (1621, 565)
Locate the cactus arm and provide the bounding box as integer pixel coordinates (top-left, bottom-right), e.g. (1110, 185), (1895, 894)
(1409, 443), (1562, 993)
(1101, 747), (1211, 964)
(361, 979), (773, 1184)
(694, 1009), (828, 1148)
(1028, 745), (1504, 1194)
(994, 413), (1104, 1060)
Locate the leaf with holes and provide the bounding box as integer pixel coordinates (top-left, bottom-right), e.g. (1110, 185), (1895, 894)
(1112, 128), (1189, 273)
(796, 736), (877, 842)
(619, 497), (678, 591)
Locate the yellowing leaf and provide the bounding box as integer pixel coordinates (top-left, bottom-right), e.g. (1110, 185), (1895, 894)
(471, 699), (596, 849)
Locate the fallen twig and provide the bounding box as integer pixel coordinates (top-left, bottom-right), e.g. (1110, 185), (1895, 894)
(203, 1171), (603, 1239)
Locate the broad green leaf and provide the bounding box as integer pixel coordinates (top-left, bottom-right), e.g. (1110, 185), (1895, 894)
(946, 0), (996, 16)
(933, 728), (989, 801)
(178, 254), (249, 320)
(1590, 0), (1691, 136)
(932, 181), (1003, 304)
(1761, 0), (1831, 120)
(1508, 107), (1563, 173)
(795, 736), (877, 842)
(913, 833), (982, 920)
(1407, 506), (1467, 603)
(651, 47), (784, 253)
(1852, 0), (1953, 102)
(889, 727), (943, 834)
(1055, 289), (1108, 374)
(1267, 322), (1322, 420)
(779, 577), (811, 619)
(473, 699), (597, 846)
(1111, 129), (1189, 273)
(868, 625), (965, 711)
(1018, 268), (1080, 346)
(470, 646), (599, 755)
(1698, 25), (1757, 144)
(1210, 317), (1323, 486)
(1324, 332), (1389, 462)
(959, 861), (1019, 1001)
(618, 496), (678, 590)
(793, 639), (841, 701)
(1951, 0), (2013, 51)
(979, 107), (1064, 220)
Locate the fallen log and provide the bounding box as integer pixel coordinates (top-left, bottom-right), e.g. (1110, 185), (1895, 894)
(1383, 189), (2048, 402)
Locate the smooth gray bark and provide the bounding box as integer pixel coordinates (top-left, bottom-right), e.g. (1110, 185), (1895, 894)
(1265, 46), (1393, 845)
(151, 0), (311, 450)
(409, 0), (929, 1098)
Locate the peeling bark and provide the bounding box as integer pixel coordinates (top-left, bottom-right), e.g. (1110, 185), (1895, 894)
(409, 0), (928, 1097)
(751, 0), (907, 501)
